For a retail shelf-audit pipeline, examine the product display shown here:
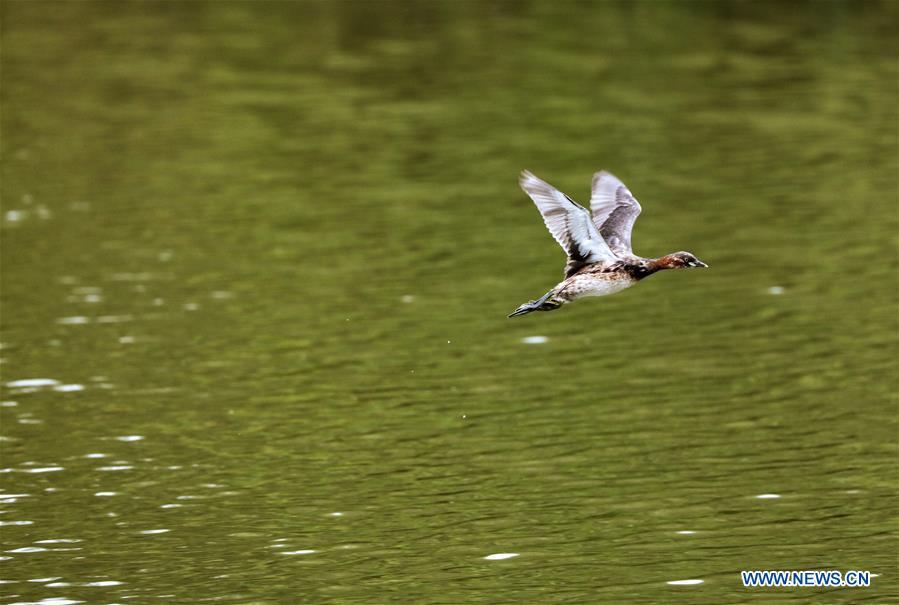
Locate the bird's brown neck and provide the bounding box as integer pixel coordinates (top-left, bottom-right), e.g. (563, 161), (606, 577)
(647, 254), (681, 272)
(622, 255), (681, 280)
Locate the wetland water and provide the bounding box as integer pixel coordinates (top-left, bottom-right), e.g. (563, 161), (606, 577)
(1, 1), (897, 603)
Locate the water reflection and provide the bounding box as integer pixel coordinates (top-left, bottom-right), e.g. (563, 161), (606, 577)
(281, 549), (317, 556)
(484, 552), (520, 561)
(10, 599), (84, 605)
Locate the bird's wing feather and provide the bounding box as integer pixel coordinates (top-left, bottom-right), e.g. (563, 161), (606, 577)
(520, 171), (619, 275)
(589, 171), (642, 256)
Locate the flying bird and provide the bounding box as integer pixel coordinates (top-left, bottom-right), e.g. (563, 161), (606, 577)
(509, 170), (707, 318)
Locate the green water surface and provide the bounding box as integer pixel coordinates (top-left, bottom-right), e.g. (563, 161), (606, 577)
(1, 1), (897, 603)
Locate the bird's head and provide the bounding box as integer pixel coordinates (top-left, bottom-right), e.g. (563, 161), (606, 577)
(667, 251), (708, 269)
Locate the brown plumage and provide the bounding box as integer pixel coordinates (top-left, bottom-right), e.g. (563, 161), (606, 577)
(509, 170), (707, 317)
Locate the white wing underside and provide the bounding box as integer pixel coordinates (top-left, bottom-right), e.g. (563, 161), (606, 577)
(519, 171), (618, 273)
(589, 171), (642, 257)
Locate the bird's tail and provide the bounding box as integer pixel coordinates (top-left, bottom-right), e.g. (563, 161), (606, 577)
(508, 290), (564, 318)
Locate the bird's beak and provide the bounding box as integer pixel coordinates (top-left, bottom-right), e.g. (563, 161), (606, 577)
(688, 260), (708, 268)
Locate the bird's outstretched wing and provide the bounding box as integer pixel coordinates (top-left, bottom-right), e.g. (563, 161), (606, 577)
(520, 170), (618, 277)
(589, 171), (642, 256)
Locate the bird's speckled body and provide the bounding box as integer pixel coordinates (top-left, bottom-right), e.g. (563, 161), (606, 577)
(509, 171), (707, 317)
(555, 263), (639, 300)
